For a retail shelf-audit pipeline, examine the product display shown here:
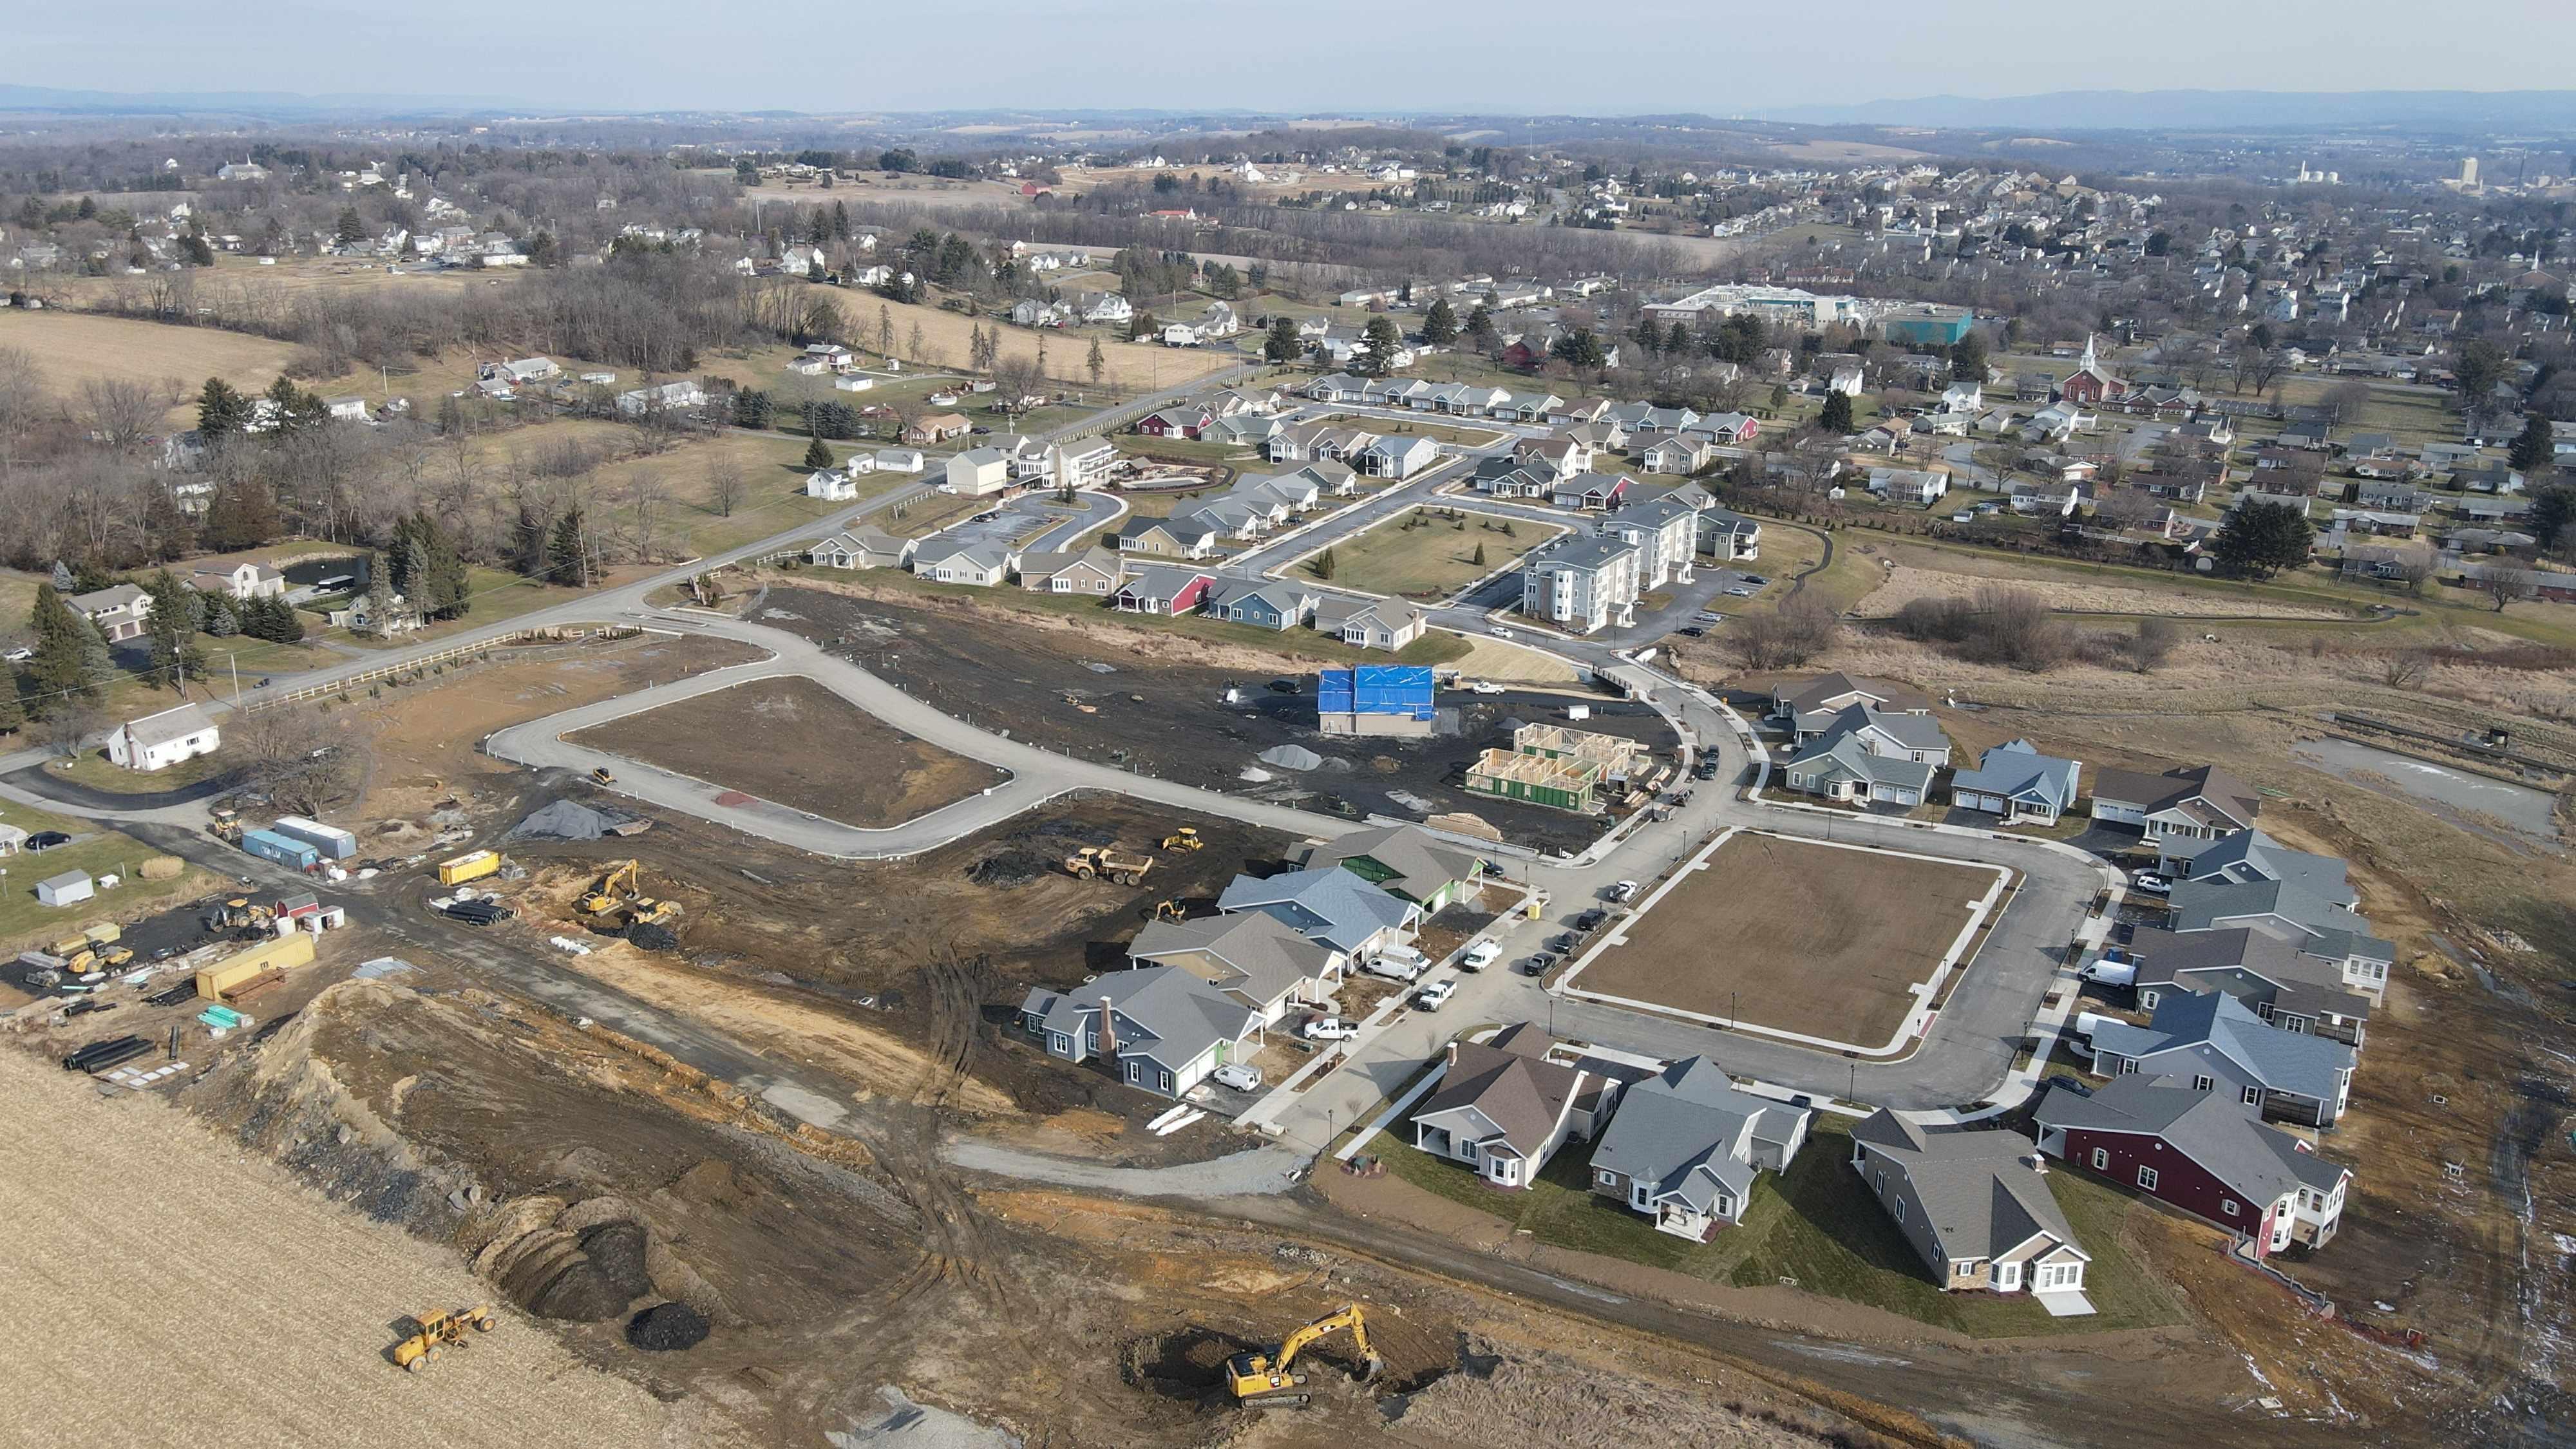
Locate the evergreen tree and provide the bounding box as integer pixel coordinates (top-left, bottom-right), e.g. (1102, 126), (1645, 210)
(548, 509), (594, 588)
(2212, 500), (2315, 580)
(140, 569), (205, 690)
(203, 593), (238, 638)
(1819, 390), (1856, 434)
(1665, 321), (1692, 355)
(261, 375), (323, 435)
(804, 435), (833, 469)
(2531, 484), (2576, 552)
(511, 502), (551, 578)
(1263, 315), (1302, 363)
(1311, 547), (1338, 580)
(335, 206), (366, 243)
(1421, 298), (1459, 346)
(26, 583), (99, 707)
(2508, 412), (2555, 472)
(1471, 542), (1487, 567)
(202, 478), (283, 551)
(1354, 316), (1405, 377)
(363, 557), (399, 635)
(140, 485), (194, 561)
(195, 377), (253, 437)
(0, 673), (23, 735)
(525, 230), (559, 268)
(1549, 327), (1607, 371)
(732, 388), (775, 430)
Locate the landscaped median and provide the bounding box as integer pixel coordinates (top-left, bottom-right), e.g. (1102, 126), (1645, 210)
(1351, 1119), (2181, 1339)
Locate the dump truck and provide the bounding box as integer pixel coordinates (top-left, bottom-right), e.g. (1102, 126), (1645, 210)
(391, 1305), (495, 1372)
(1227, 1304), (1381, 1408)
(437, 849), (502, 886)
(1063, 845), (1155, 886)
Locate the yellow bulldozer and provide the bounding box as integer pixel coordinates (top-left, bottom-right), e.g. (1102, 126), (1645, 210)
(580, 860), (683, 927)
(1160, 827), (1204, 853)
(1063, 845), (1155, 887)
(1226, 1303), (1381, 1408)
(391, 1305), (495, 1372)
(589, 766), (616, 786)
(207, 807), (243, 845)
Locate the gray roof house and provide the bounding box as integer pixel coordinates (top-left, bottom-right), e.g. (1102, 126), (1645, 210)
(1793, 703), (1952, 761)
(1312, 595), (1425, 651)
(1216, 867), (1420, 958)
(1412, 1025), (1617, 1189)
(1781, 731), (1937, 808)
(2087, 762), (2260, 866)
(807, 527), (911, 571)
(1948, 739), (2083, 825)
(2165, 878), (2394, 1005)
(1204, 578), (1318, 631)
(2121, 925), (2372, 1045)
(2085, 990), (2358, 1129)
(1356, 434), (1438, 479)
(2036, 1077), (2352, 1256)
(1015, 546), (1124, 596)
(1017, 965), (1262, 1099)
(1770, 672), (1932, 721)
(1290, 824), (1487, 913)
(1125, 911), (1345, 1026)
(1849, 1111), (2092, 1309)
(907, 536), (1018, 587)
(1588, 1057), (1812, 1240)
(2186, 830), (2354, 905)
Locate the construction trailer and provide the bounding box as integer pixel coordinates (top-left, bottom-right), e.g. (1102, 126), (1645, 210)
(269, 815), (359, 861)
(1316, 665), (1437, 738)
(241, 828), (321, 871)
(194, 931), (316, 1003)
(437, 849), (502, 886)
(1463, 748), (1604, 811)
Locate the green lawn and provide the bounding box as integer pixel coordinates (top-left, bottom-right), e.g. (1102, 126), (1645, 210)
(0, 800), (214, 955)
(1113, 435), (1259, 469)
(336, 567), (563, 651)
(1367, 1121), (2181, 1339)
(1323, 509), (1565, 600)
(46, 747), (237, 796)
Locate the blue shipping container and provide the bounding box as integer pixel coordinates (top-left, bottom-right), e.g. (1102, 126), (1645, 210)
(241, 828), (320, 871)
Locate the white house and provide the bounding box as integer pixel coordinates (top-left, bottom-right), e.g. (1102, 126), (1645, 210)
(105, 703), (222, 773)
(945, 448), (1013, 495)
(873, 448), (927, 473)
(805, 468), (860, 501)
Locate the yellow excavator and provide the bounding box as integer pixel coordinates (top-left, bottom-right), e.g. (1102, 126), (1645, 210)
(1146, 899), (1187, 923)
(580, 860), (682, 926)
(1226, 1303), (1381, 1408)
(391, 1305), (495, 1372)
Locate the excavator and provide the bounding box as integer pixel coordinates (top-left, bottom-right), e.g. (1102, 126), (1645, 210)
(1226, 1303), (1381, 1408)
(579, 860), (682, 927)
(1146, 899), (1187, 923)
(390, 1305), (495, 1372)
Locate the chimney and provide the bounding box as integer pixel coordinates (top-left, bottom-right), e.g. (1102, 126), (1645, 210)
(1097, 995), (1118, 1054)
(1444, 1040), (1460, 1068)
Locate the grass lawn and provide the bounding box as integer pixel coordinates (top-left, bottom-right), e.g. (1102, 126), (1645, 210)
(334, 567), (562, 651)
(46, 747), (238, 795)
(880, 490), (989, 540)
(0, 799), (214, 954)
(1323, 508), (1565, 600)
(1367, 1121), (2181, 1339)
(1113, 435), (1258, 470)
(1368, 418), (1507, 448)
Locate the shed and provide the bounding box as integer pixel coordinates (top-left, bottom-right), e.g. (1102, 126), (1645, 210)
(37, 871), (95, 907)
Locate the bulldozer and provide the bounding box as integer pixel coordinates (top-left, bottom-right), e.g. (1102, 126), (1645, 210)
(1226, 1303), (1381, 1408)
(1063, 845), (1155, 887)
(580, 860), (682, 928)
(1159, 826), (1204, 853)
(589, 766), (616, 786)
(390, 1305), (495, 1372)
(207, 807), (243, 845)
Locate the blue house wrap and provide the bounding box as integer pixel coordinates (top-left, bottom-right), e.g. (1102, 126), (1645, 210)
(1318, 665), (1434, 721)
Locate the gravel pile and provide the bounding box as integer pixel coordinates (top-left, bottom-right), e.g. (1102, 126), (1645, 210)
(625, 923), (681, 952)
(1256, 744), (1323, 771)
(625, 1302), (710, 1352)
(507, 800), (637, 842)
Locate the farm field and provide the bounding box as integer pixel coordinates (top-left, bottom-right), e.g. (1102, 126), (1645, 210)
(569, 675), (1005, 828)
(1324, 507), (1566, 600)
(777, 279), (1235, 392)
(0, 308), (302, 426)
(1571, 831), (2004, 1045)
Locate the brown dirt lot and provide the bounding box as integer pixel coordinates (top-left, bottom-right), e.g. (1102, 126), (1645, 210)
(569, 675), (1006, 828)
(1574, 832), (2002, 1043)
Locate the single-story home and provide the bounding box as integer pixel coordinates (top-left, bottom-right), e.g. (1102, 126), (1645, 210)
(1850, 1110), (2092, 1307)
(2085, 990), (2358, 1130)
(105, 703), (222, 773)
(1589, 1056), (1811, 1240)
(1412, 1025), (1619, 1189)
(1948, 739), (2083, 826)
(1216, 867), (1419, 958)
(1018, 966), (1263, 1100)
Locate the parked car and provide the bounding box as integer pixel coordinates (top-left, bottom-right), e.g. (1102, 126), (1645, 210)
(2130, 871), (2173, 896)
(1211, 1062), (1264, 1092)
(1, 645), (30, 663)
(1723, 584), (1759, 598)
(1361, 946), (1431, 981)
(1414, 978), (1457, 1010)
(1549, 931), (1580, 952)
(1267, 677), (1301, 694)
(1678, 627), (1706, 638)
(1486, 626), (1515, 639)
(1466, 681), (1506, 695)
(1607, 879), (1640, 904)
(1692, 611), (1724, 624)
(26, 831), (71, 851)
(1572, 908), (1607, 931)
(1520, 952), (1555, 976)
(1739, 574), (1769, 586)
(1302, 1016), (1358, 1041)
(1459, 940), (1502, 971)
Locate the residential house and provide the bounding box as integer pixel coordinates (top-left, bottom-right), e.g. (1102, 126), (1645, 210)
(873, 448), (927, 473)
(804, 468), (861, 501)
(1356, 434), (1439, 480)
(184, 561), (286, 601)
(2088, 763), (2260, 867)
(807, 528), (910, 572)
(1018, 967), (1262, 1100)
(905, 412), (972, 445)
(2036, 1079), (2350, 1256)
(1014, 547), (1124, 596)
(1520, 535), (1642, 634)
(1949, 739), (2083, 825)
(1217, 867), (1420, 958)
(1786, 703), (1951, 762)
(1009, 297), (1070, 328)
(1771, 672), (1932, 724)
(104, 703), (220, 773)
(1412, 1025), (1618, 1189)
(1779, 730), (1938, 808)
(1589, 1057), (1812, 1239)
(1135, 407), (1214, 440)
(2121, 925), (2373, 1044)
(1289, 825), (1487, 914)
(1598, 494), (1701, 588)
(1114, 516), (1220, 560)
(1849, 1111), (2092, 1303)
(1313, 596), (1427, 651)
(68, 583), (151, 643)
(2458, 561), (2576, 605)
(1125, 912), (1345, 1027)
(908, 537), (1017, 587)
(1638, 433), (1716, 475)
(945, 448), (1013, 495)
(1868, 468), (1951, 505)
(1698, 509), (1762, 560)
(1074, 291), (1132, 325)
(614, 380), (705, 416)
(2085, 990), (2358, 1130)
(1205, 578), (1316, 631)
(1550, 471), (1632, 510)
(1112, 565), (1214, 615)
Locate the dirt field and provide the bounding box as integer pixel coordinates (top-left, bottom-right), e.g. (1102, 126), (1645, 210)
(0, 1045), (696, 1448)
(1575, 832), (2002, 1043)
(570, 676), (1005, 828)
(765, 584), (1676, 853)
(1857, 560), (2354, 621)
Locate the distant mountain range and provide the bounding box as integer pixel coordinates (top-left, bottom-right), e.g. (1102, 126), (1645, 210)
(1755, 89), (2576, 133)
(0, 82), (520, 116)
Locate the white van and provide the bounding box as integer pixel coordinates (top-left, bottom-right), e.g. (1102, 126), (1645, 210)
(1211, 1062), (1263, 1092)
(1362, 946), (1431, 982)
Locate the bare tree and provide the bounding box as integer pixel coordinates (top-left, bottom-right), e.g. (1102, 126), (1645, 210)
(705, 458), (744, 518)
(78, 376), (178, 453)
(2322, 380), (2373, 424)
(2128, 616), (2178, 672)
(2378, 649), (2431, 689)
(0, 345), (46, 448)
(234, 705), (361, 817)
(623, 468), (670, 562)
(2483, 565), (2544, 613)
(1728, 598), (1841, 669)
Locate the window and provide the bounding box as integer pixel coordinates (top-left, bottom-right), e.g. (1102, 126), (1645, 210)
(2222, 1199), (2239, 1217)
(2090, 1147), (2109, 1171)
(1597, 1169), (1617, 1187)
(2136, 1166), (2159, 1191)
(2118, 1057), (2141, 1075)
(1893, 1199), (1906, 1224)
(2242, 1085), (2263, 1107)
(2192, 1074), (2215, 1092)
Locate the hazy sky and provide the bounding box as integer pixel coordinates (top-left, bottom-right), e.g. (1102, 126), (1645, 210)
(14, 0), (2576, 114)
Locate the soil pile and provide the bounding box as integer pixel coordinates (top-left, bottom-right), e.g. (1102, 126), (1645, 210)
(626, 1302), (710, 1352)
(626, 922), (681, 952)
(1396, 1350), (1828, 1448)
(491, 1224), (635, 1321)
(580, 1222), (655, 1300)
(1119, 1327), (1255, 1405)
(1257, 744), (1324, 772)
(965, 850), (1054, 889)
(509, 799), (636, 842)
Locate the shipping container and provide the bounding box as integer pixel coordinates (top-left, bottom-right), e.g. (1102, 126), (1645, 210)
(194, 931), (316, 1000)
(437, 849), (502, 886)
(241, 828), (321, 871)
(269, 815), (359, 860)
(82, 922), (122, 947)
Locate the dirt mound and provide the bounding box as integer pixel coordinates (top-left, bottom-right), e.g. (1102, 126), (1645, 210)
(625, 1301), (710, 1352)
(1258, 744), (1323, 771)
(508, 799), (637, 842)
(625, 922), (681, 951)
(965, 849), (1054, 889)
(580, 1222), (655, 1300)
(1120, 1327), (1254, 1404)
